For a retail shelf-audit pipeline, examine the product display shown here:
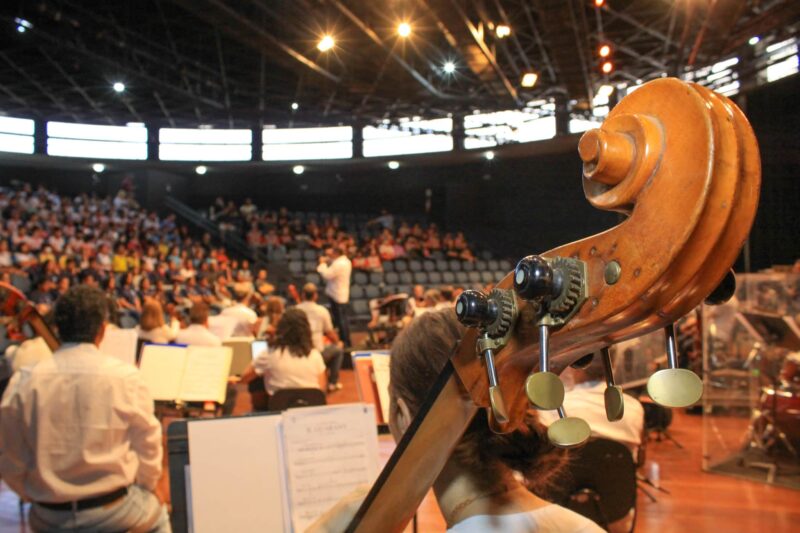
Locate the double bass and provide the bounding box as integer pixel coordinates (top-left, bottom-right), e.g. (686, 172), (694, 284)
(347, 78), (760, 531)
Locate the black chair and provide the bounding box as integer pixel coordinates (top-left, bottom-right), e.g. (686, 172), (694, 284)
(268, 388), (327, 411)
(547, 438), (637, 532)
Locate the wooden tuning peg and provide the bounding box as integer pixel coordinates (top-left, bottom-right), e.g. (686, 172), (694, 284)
(600, 347), (625, 422)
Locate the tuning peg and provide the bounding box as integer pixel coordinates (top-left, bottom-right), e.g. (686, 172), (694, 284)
(456, 290), (496, 329)
(705, 269), (736, 305)
(600, 347), (625, 422)
(525, 324), (565, 410)
(647, 324), (703, 408)
(547, 406), (591, 448)
(513, 255), (563, 303)
(481, 336), (509, 424)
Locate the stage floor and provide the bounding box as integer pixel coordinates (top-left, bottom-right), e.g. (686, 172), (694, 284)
(0, 368), (798, 532)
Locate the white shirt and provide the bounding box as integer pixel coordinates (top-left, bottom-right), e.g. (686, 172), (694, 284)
(448, 505), (603, 532)
(175, 324), (222, 347)
(538, 381), (644, 459)
(220, 303), (258, 337)
(253, 346), (325, 395)
(0, 343), (162, 502)
(137, 320), (179, 344)
(6, 336), (53, 373)
(295, 301), (334, 352)
(317, 255), (352, 304)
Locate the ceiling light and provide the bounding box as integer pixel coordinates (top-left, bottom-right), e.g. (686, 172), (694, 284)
(14, 18), (32, 33)
(291, 102), (299, 110)
(443, 61), (456, 74)
(195, 165), (207, 175)
(398, 22), (411, 38)
(597, 84), (614, 98)
(92, 163), (105, 173)
(594, 0), (605, 7)
(293, 165), (305, 175)
(318, 35), (335, 52)
(388, 161), (400, 170)
(748, 36), (760, 46)
(601, 61), (613, 74)
(495, 25), (511, 39)
(598, 44), (611, 58)
(113, 82), (126, 93)
(521, 72), (538, 88)
(484, 151), (495, 161)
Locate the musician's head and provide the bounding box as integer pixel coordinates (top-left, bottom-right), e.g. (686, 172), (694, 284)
(388, 309), (566, 494)
(54, 285), (108, 345)
(189, 302), (210, 326)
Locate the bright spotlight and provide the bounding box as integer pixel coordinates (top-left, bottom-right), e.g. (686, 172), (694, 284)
(14, 18), (32, 33)
(443, 61), (456, 74)
(388, 161), (400, 170)
(398, 22), (411, 38)
(496, 25), (511, 39)
(484, 151), (495, 161)
(599, 44), (611, 58)
(318, 35), (335, 52)
(291, 102), (299, 111)
(16, 25), (26, 33)
(113, 82), (126, 93)
(594, 0), (605, 7)
(748, 36), (760, 46)
(293, 165), (305, 175)
(195, 165), (208, 175)
(521, 72), (539, 88)
(597, 84), (614, 98)
(92, 163), (105, 173)
(601, 61), (613, 74)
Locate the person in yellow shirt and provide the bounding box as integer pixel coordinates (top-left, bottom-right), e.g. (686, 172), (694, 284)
(111, 244), (128, 274)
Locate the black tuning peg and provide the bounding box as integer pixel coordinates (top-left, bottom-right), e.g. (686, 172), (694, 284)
(456, 290), (497, 329)
(705, 269), (736, 306)
(514, 255), (563, 302)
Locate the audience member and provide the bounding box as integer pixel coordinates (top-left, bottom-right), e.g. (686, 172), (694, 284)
(175, 302), (222, 347)
(220, 290), (259, 338)
(137, 298), (178, 344)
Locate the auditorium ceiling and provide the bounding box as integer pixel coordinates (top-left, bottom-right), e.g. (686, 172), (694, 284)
(0, 0), (798, 128)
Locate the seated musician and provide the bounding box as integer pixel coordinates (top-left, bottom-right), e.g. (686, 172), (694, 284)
(310, 310), (602, 533)
(538, 354), (645, 460)
(241, 308), (326, 397)
(0, 285), (169, 532)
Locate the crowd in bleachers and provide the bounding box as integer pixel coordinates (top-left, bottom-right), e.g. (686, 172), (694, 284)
(209, 196), (478, 264)
(0, 183), (275, 325)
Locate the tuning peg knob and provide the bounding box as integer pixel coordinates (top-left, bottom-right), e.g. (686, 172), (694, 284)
(456, 290), (496, 329)
(705, 269), (736, 306)
(600, 347), (625, 422)
(647, 324), (703, 408)
(514, 255), (563, 302)
(547, 407), (591, 449)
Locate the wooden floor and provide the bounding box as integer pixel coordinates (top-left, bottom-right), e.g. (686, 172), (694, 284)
(1, 367), (798, 532)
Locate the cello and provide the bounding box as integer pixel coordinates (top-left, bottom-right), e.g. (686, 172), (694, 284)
(0, 281), (60, 352)
(346, 78), (760, 531)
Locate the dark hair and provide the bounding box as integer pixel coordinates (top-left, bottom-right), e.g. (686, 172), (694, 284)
(272, 308), (313, 357)
(189, 302), (210, 325)
(54, 285), (109, 343)
(389, 309), (567, 494)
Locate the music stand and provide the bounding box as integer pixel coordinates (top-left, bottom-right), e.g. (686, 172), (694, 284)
(737, 312), (800, 351)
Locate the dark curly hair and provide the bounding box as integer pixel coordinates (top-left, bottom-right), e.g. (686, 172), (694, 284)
(54, 285), (109, 344)
(272, 307), (313, 357)
(389, 309), (569, 495)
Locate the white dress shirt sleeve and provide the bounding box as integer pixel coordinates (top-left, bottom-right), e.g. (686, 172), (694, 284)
(0, 371), (30, 497)
(125, 373), (163, 490)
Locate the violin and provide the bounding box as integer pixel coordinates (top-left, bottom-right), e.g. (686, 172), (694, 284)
(0, 282), (60, 351)
(347, 78), (760, 531)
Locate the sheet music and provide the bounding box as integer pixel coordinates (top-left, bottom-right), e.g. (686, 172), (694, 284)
(99, 327), (138, 367)
(281, 404), (379, 532)
(207, 315), (238, 341)
(138, 344), (187, 401)
(370, 353), (392, 424)
(188, 415), (288, 533)
(179, 346), (232, 403)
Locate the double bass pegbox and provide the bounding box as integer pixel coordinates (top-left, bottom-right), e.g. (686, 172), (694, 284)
(455, 289), (518, 426)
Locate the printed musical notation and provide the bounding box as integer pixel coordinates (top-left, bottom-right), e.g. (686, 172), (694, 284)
(282, 404), (379, 532)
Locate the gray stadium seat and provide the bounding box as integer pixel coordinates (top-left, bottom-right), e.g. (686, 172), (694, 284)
(289, 261), (303, 274)
(423, 260), (436, 272)
(350, 286), (365, 300)
(475, 260), (488, 271)
(442, 272), (455, 284)
(468, 271), (481, 284)
(399, 272), (414, 285)
(449, 260), (462, 272)
(365, 285), (380, 299)
(498, 260), (512, 272)
(369, 272), (383, 285)
(409, 260), (422, 272)
(353, 271), (368, 285)
(481, 271), (494, 284)
(413, 272), (429, 284)
(394, 259), (408, 272)
(303, 250), (317, 261)
(303, 261), (317, 272)
(488, 260), (500, 271)
(436, 260), (449, 272)
(305, 273), (321, 286)
(397, 285), (412, 295)
(455, 272), (469, 284)
(382, 261), (395, 273)
(351, 300), (370, 318)
(288, 249), (302, 261)
(461, 261), (475, 272)
(494, 271), (506, 281)
(428, 272), (442, 284)
(385, 271), (400, 285)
